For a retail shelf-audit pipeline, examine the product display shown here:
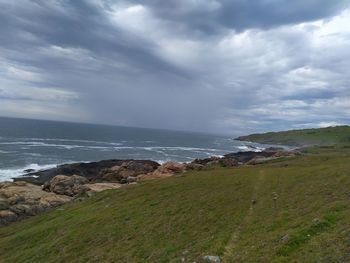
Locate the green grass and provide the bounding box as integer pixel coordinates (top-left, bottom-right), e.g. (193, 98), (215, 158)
(1, 148), (350, 262)
(236, 125), (350, 146)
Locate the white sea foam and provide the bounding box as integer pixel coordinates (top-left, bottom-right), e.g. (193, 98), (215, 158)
(111, 146), (225, 152)
(22, 137), (123, 145)
(23, 153), (43, 157)
(0, 141), (124, 150)
(1, 140), (230, 155)
(0, 163), (58, 182)
(237, 145), (265, 152)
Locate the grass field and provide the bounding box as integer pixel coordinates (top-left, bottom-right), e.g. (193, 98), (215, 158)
(1, 147), (350, 262)
(236, 125), (350, 146)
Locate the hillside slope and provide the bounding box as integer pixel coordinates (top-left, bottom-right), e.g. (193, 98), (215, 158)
(1, 149), (350, 262)
(235, 125), (350, 146)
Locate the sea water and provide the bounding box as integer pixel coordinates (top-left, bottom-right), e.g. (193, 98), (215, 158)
(0, 117), (265, 181)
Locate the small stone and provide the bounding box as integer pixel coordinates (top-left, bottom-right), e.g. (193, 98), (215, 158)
(203, 255), (221, 263)
(280, 234), (290, 244)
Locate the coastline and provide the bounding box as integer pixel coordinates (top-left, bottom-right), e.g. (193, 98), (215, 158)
(2, 125), (349, 262)
(1, 146), (298, 227)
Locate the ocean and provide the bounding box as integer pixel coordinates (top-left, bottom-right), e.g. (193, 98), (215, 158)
(0, 117), (266, 181)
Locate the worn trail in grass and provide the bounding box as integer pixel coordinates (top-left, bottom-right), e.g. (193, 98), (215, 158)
(1, 149), (350, 262)
(223, 169), (266, 261)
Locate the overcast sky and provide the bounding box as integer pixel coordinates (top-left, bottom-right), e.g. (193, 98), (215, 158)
(0, 0), (350, 135)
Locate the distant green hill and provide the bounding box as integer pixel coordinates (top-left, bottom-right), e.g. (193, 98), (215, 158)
(236, 125), (350, 146)
(1, 149), (350, 262)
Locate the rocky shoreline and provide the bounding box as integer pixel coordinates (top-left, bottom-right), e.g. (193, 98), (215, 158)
(1, 147), (299, 226)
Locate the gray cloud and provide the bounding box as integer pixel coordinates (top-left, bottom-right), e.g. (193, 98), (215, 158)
(135, 0), (350, 32)
(0, 0), (349, 134)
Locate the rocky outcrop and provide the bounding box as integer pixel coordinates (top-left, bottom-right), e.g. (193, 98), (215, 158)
(192, 156), (221, 166)
(223, 149), (299, 164)
(15, 150), (297, 187)
(43, 175), (89, 197)
(218, 157), (239, 167)
(0, 181), (72, 227)
(223, 151), (276, 163)
(138, 161), (187, 181)
(0, 178), (127, 226)
(191, 156), (238, 167)
(16, 159), (160, 185)
(98, 160), (159, 183)
(156, 161), (187, 174)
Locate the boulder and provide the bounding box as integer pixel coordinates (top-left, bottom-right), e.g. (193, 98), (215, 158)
(0, 181), (72, 226)
(138, 162), (187, 181)
(100, 166), (123, 182)
(156, 161), (186, 174)
(43, 175), (89, 197)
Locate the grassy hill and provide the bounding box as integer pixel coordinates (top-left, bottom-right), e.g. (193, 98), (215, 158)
(236, 125), (350, 146)
(1, 148), (350, 262)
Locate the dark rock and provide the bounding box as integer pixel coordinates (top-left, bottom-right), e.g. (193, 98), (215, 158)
(120, 178), (128, 184)
(192, 156), (221, 166)
(224, 151), (276, 163)
(219, 157), (239, 167)
(16, 159), (160, 185)
(264, 147), (286, 152)
(192, 156), (238, 167)
(23, 169), (35, 173)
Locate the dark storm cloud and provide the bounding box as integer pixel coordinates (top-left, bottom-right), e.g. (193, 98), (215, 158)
(137, 0), (350, 32)
(0, 0), (349, 133)
(0, 1), (188, 77)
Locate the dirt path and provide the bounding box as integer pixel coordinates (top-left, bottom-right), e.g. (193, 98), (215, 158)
(222, 170), (266, 262)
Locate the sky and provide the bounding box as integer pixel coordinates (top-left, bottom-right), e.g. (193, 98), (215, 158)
(0, 0), (350, 135)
